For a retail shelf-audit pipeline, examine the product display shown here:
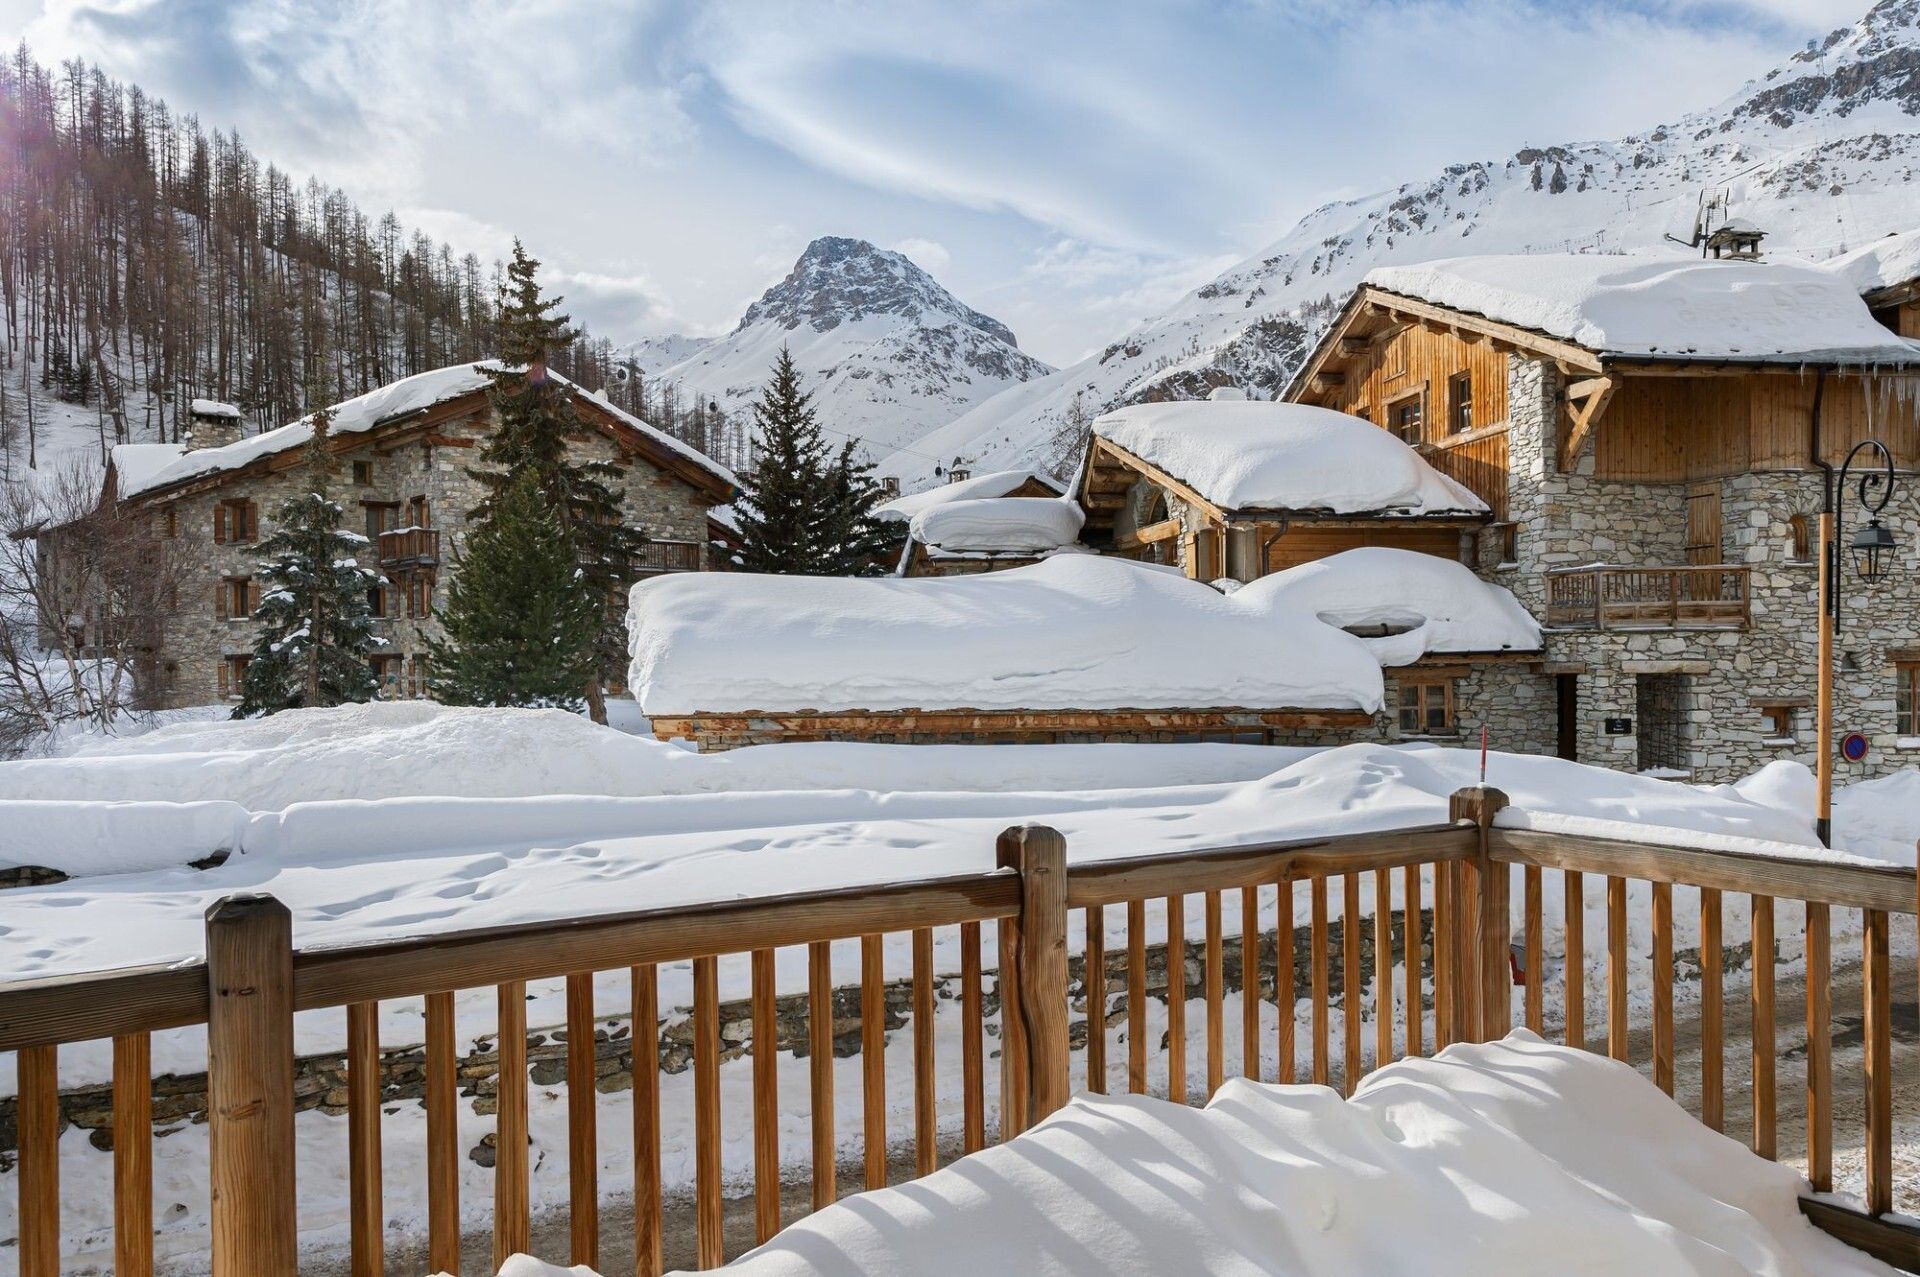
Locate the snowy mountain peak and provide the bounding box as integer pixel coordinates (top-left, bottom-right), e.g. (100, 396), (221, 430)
(738, 236), (1023, 349)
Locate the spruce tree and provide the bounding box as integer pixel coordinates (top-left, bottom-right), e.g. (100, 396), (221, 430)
(428, 471), (601, 709)
(821, 439), (901, 575)
(733, 347), (838, 573)
(234, 407), (382, 717)
(465, 241), (645, 720)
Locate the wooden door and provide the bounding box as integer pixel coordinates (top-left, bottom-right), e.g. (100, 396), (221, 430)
(1685, 482), (1722, 600)
(1555, 674), (1579, 762)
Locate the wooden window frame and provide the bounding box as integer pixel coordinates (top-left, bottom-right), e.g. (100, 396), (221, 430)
(218, 654), (251, 700)
(352, 460), (375, 486)
(363, 501), (399, 541)
(405, 495), (431, 529)
(1787, 514), (1812, 563)
(1386, 388), (1425, 447)
(1898, 663), (1920, 738)
(1448, 372), (1473, 435)
(1396, 678), (1458, 737)
(369, 653), (404, 697)
(217, 575), (254, 622)
(1760, 704), (1796, 741)
(404, 571), (434, 618)
(162, 506), (179, 539)
(213, 498), (258, 545)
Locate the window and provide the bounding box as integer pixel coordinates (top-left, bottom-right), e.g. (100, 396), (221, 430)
(1500, 524), (1520, 564)
(1759, 704), (1798, 741)
(407, 654), (432, 700)
(216, 576), (255, 621)
(369, 653), (404, 696)
(161, 662), (179, 693)
(1899, 664), (1920, 737)
(1787, 514), (1811, 563)
(403, 572), (433, 618)
(352, 460), (374, 485)
(366, 581), (394, 619)
(406, 495), (431, 529)
(217, 654), (251, 699)
(162, 506), (179, 538)
(1448, 373), (1473, 434)
(1389, 395), (1424, 446)
(213, 499), (258, 544)
(1396, 679), (1457, 735)
(364, 502), (399, 541)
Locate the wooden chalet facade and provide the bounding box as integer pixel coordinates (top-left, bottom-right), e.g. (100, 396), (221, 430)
(1286, 254), (1920, 781)
(45, 364), (735, 709)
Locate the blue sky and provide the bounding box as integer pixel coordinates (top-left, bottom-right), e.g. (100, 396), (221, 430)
(1, 0), (1870, 365)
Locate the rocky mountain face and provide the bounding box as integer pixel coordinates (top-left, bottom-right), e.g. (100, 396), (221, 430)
(626, 237), (1052, 460)
(877, 0), (1920, 489)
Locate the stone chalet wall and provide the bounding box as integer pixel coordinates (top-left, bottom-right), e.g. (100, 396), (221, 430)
(141, 401), (714, 709)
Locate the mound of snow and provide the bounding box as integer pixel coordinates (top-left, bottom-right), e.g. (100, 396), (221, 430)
(1093, 399), (1486, 514)
(1366, 254), (1920, 363)
(1831, 768), (1920, 866)
(1825, 229), (1920, 298)
(628, 555), (1385, 716)
(1245, 548), (1541, 663)
(874, 469), (1062, 521)
(702, 1032), (1882, 1276)
(909, 497), (1085, 553)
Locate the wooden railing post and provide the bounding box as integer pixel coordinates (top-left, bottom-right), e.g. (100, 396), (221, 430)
(205, 894), (296, 1277)
(997, 825), (1069, 1131)
(1450, 787), (1511, 1043)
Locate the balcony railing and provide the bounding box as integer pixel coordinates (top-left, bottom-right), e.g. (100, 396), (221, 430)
(633, 538), (703, 575)
(376, 527), (439, 569)
(1545, 564), (1750, 631)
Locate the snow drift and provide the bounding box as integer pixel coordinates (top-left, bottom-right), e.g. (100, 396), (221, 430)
(874, 469), (1061, 521)
(908, 497), (1085, 553)
(1248, 548), (1541, 663)
(1092, 399), (1487, 514)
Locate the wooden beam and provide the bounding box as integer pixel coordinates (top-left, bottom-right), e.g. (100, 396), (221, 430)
(1558, 375), (1615, 472)
(1339, 336), (1371, 355)
(1360, 286), (1605, 374)
(1311, 371), (1346, 388)
(1564, 376), (1612, 402)
(1114, 516), (1182, 550)
(1091, 437), (1228, 524)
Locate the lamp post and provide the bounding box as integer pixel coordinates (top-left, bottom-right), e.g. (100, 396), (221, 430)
(1815, 438), (1897, 847)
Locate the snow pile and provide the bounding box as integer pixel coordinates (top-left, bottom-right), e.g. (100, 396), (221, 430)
(628, 555), (1385, 716)
(909, 497), (1085, 554)
(702, 1033), (1883, 1276)
(1366, 254), (1920, 363)
(187, 398), (241, 419)
(1825, 229), (1920, 297)
(1247, 548), (1541, 663)
(1092, 399), (1486, 514)
(874, 469), (1062, 521)
(108, 443), (188, 495)
(120, 362), (732, 498)
(1830, 768), (1920, 865)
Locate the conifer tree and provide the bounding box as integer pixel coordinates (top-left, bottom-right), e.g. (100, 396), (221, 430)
(428, 471), (600, 709)
(465, 241), (645, 720)
(820, 439), (901, 575)
(234, 407), (382, 717)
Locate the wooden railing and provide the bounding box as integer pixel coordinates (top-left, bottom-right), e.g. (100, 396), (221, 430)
(376, 526), (440, 568)
(4, 789), (1918, 1273)
(634, 539), (703, 575)
(1544, 564), (1751, 630)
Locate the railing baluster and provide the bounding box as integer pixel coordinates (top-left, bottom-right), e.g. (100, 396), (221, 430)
(1205, 890), (1224, 1097)
(752, 948), (781, 1243)
(566, 973), (599, 1269)
(1278, 874), (1296, 1084)
(912, 928), (937, 1179)
(1523, 866), (1543, 1033)
(1652, 881), (1674, 1095)
(1749, 897), (1775, 1160)
(19, 1044), (59, 1277)
(809, 941), (838, 1206)
(1086, 905), (1107, 1093)
(862, 934), (887, 1188)
(1806, 901), (1832, 1193)
(1374, 868), (1393, 1071)
(494, 980), (530, 1270)
(960, 923), (984, 1154)
(1311, 874), (1330, 1085)
(1564, 871), (1584, 1052)
(348, 1000), (385, 1277)
(1403, 864), (1422, 1059)
(425, 992), (460, 1277)
(1342, 873), (1362, 1092)
(1242, 885), (1261, 1080)
(693, 956), (723, 1268)
(1166, 893), (1187, 1104)
(1127, 898), (1148, 1094)
(1864, 908), (1892, 1215)
(631, 966), (663, 1277)
(1433, 861), (1453, 1050)
(113, 1033), (154, 1277)
(1698, 889), (1723, 1132)
(1607, 876), (1628, 1062)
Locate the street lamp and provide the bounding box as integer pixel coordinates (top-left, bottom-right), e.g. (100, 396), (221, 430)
(1815, 438), (1897, 846)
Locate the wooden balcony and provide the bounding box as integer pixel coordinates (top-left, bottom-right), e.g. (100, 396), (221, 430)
(633, 538), (703, 575)
(376, 527), (439, 569)
(1545, 564), (1750, 631)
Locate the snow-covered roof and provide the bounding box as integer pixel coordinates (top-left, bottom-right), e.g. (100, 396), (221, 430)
(120, 362), (735, 499)
(108, 443), (189, 497)
(1246, 548), (1540, 664)
(1824, 230), (1920, 298)
(909, 497), (1085, 554)
(874, 469), (1063, 521)
(1092, 400), (1487, 516)
(1364, 253), (1920, 364)
(628, 555), (1385, 716)
(188, 398), (241, 419)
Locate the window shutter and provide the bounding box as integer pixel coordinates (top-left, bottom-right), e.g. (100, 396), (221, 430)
(215, 583), (229, 622)
(247, 580), (261, 615)
(218, 661), (229, 697)
(214, 504), (227, 544)
(244, 502), (259, 541)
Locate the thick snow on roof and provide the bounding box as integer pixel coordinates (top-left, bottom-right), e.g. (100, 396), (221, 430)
(188, 398), (241, 419)
(1364, 253), (1920, 363)
(1094, 399), (1487, 515)
(121, 362), (734, 498)
(1247, 548), (1541, 664)
(109, 443), (188, 496)
(629, 555), (1385, 715)
(1825, 229), (1920, 298)
(909, 497), (1085, 554)
(874, 468), (1062, 521)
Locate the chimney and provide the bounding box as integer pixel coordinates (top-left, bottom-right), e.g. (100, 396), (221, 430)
(184, 398), (247, 451)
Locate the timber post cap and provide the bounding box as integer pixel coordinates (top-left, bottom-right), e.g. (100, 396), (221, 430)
(995, 824), (1067, 870)
(204, 892), (293, 927)
(1448, 786), (1511, 826)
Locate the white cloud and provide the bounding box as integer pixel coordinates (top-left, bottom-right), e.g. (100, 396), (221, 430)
(890, 238), (952, 277)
